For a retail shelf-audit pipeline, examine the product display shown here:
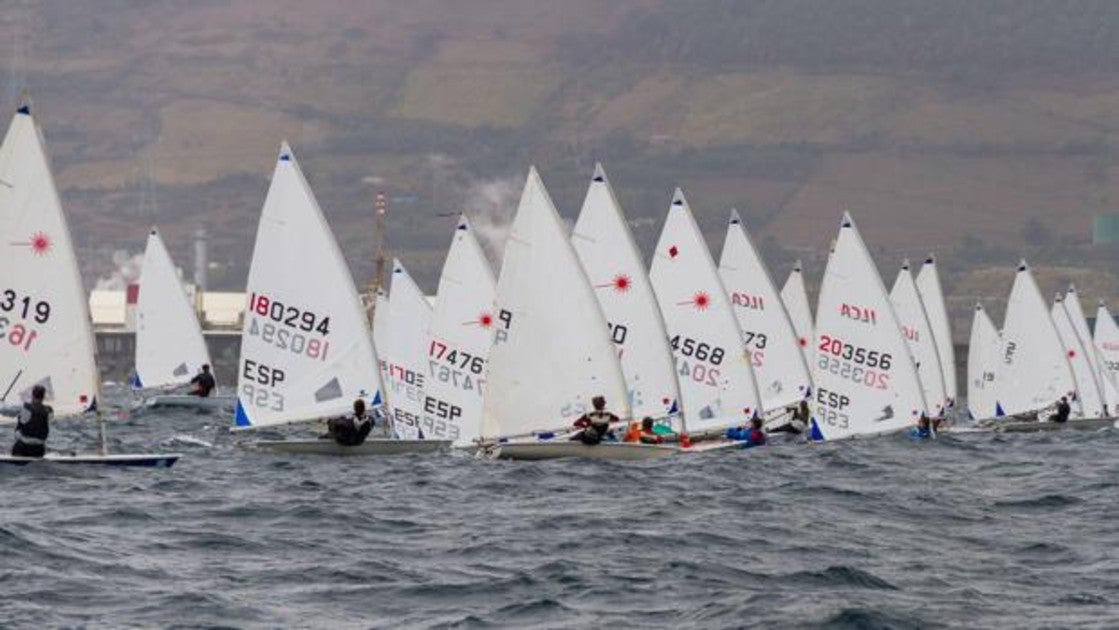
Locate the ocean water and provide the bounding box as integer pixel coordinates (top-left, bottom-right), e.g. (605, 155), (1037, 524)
(1, 400), (1117, 628)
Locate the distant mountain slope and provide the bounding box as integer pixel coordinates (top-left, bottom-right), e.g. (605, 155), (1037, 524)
(2, 0), (1118, 306)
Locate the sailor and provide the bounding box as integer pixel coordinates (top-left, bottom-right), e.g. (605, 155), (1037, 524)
(12, 385), (51, 458)
(571, 395), (619, 445)
(727, 416), (767, 447)
(327, 398), (374, 446)
(910, 414), (933, 439)
(189, 364), (216, 398)
(771, 399), (810, 435)
(1049, 396), (1071, 424)
(638, 417), (665, 444)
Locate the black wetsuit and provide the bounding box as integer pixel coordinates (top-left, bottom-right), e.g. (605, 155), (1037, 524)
(1051, 401), (1071, 424)
(13, 400), (51, 458)
(328, 414), (373, 446)
(190, 372), (216, 398)
(572, 410), (618, 445)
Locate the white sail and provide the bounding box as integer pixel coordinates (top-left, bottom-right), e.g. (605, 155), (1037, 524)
(990, 261), (1078, 419)
(649, 189), (762, 434)
(1094, 302), (1119, 389)
(811, 213), (925, 440)
(371, 289), (389, 349)
(914, 256), (957, 405)
(235, 144), (384, 429)
(889, 261), (948, 416)
(780, 260), (814, 365)
(571, 164), (681, 420)
(1064, 285), (1119, 411)
(1051, 294), (1104, 417)
(134, 228), (212, 389)
(0, 105), (99, 416)
(718, 209), (812, 412)
(966, 303), (1001, 420)
(481, 168), (630, 439)
(376, 259), (433, 440)
(426, 215), (496, 445)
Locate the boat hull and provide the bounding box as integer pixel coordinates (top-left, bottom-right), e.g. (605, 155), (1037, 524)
(240, 439), (450, 455)
(135, 394), (236, 412)
(0, 453), (180, 467)
(991, 417), (1116, 433)
(492, 441), (678, 461)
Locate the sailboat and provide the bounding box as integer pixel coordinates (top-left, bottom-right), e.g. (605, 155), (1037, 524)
(0, 101), (178, 466)
(810, 213), (926, 440)
(1051, 293), (1105, 418)
(425, 215), (495, 447)
(980, 261), (1082, 432)
(131, 228), (233, 412)
(233, 143), (446, 455)
(480, 168), (674, 460)
(373, 259), (433, 440)
(1063, 285), (1119, 413)
(1094, 301), (1119, 387)
(649, 190), (764, 440)
(718, 209), (812, 424)
(914, 256), (957, 410)
(571, 164), (681, 424)
(965, 303), (1001, 421)
(889, 261), (948, 417)
(780, 260), (814, 366)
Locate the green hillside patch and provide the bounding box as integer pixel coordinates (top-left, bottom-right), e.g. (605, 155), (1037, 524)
(393, 63), (560, 128)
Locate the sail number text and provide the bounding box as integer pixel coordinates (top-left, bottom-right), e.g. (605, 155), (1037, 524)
(817, 335), (892, 369)
(0, 289), (50, 352)
(249, 293), (331, 335)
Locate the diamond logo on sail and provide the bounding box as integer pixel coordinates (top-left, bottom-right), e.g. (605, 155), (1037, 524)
(873, 405), (894, 423)
(172, 363), (189, 377)
(314, 377), (343, 403)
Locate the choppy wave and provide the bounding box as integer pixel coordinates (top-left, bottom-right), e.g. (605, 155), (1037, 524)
(1, 401), (1117, 628)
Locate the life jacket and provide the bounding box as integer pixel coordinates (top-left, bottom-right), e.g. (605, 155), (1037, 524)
(623, 423), (641, 443)
(16, 401), (51, 446)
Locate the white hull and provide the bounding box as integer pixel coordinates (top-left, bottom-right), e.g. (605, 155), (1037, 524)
(136, 394), (236, 412)
(240, 439), (450, 455)
(679, 439), (745, 453)
(491, 441), (678, 461)
(988, 417), (1116, 433)
(0, 452), (180, 467)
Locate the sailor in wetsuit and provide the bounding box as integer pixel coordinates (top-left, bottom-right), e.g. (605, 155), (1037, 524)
(327, 399), (374, 446)
(13, 385), (51, 458)
(727, 416), (767, 448)
(1048, 397), (1071, 424)
(910, 414), (933, 440)
(189, 364), (216, 398)
(571, 395), (619, 445)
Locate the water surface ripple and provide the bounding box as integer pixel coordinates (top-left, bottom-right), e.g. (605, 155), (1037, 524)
(2, 404), (1116, 628)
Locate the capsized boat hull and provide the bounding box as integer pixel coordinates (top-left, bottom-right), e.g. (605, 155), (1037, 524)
(135, 394), (236, 412)
(491, 440), (678, 461)
(240, 438), (450, 455)
(0, 453), (180, 467)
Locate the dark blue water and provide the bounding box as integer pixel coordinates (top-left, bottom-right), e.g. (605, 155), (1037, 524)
(2, 398), (1117, 628)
